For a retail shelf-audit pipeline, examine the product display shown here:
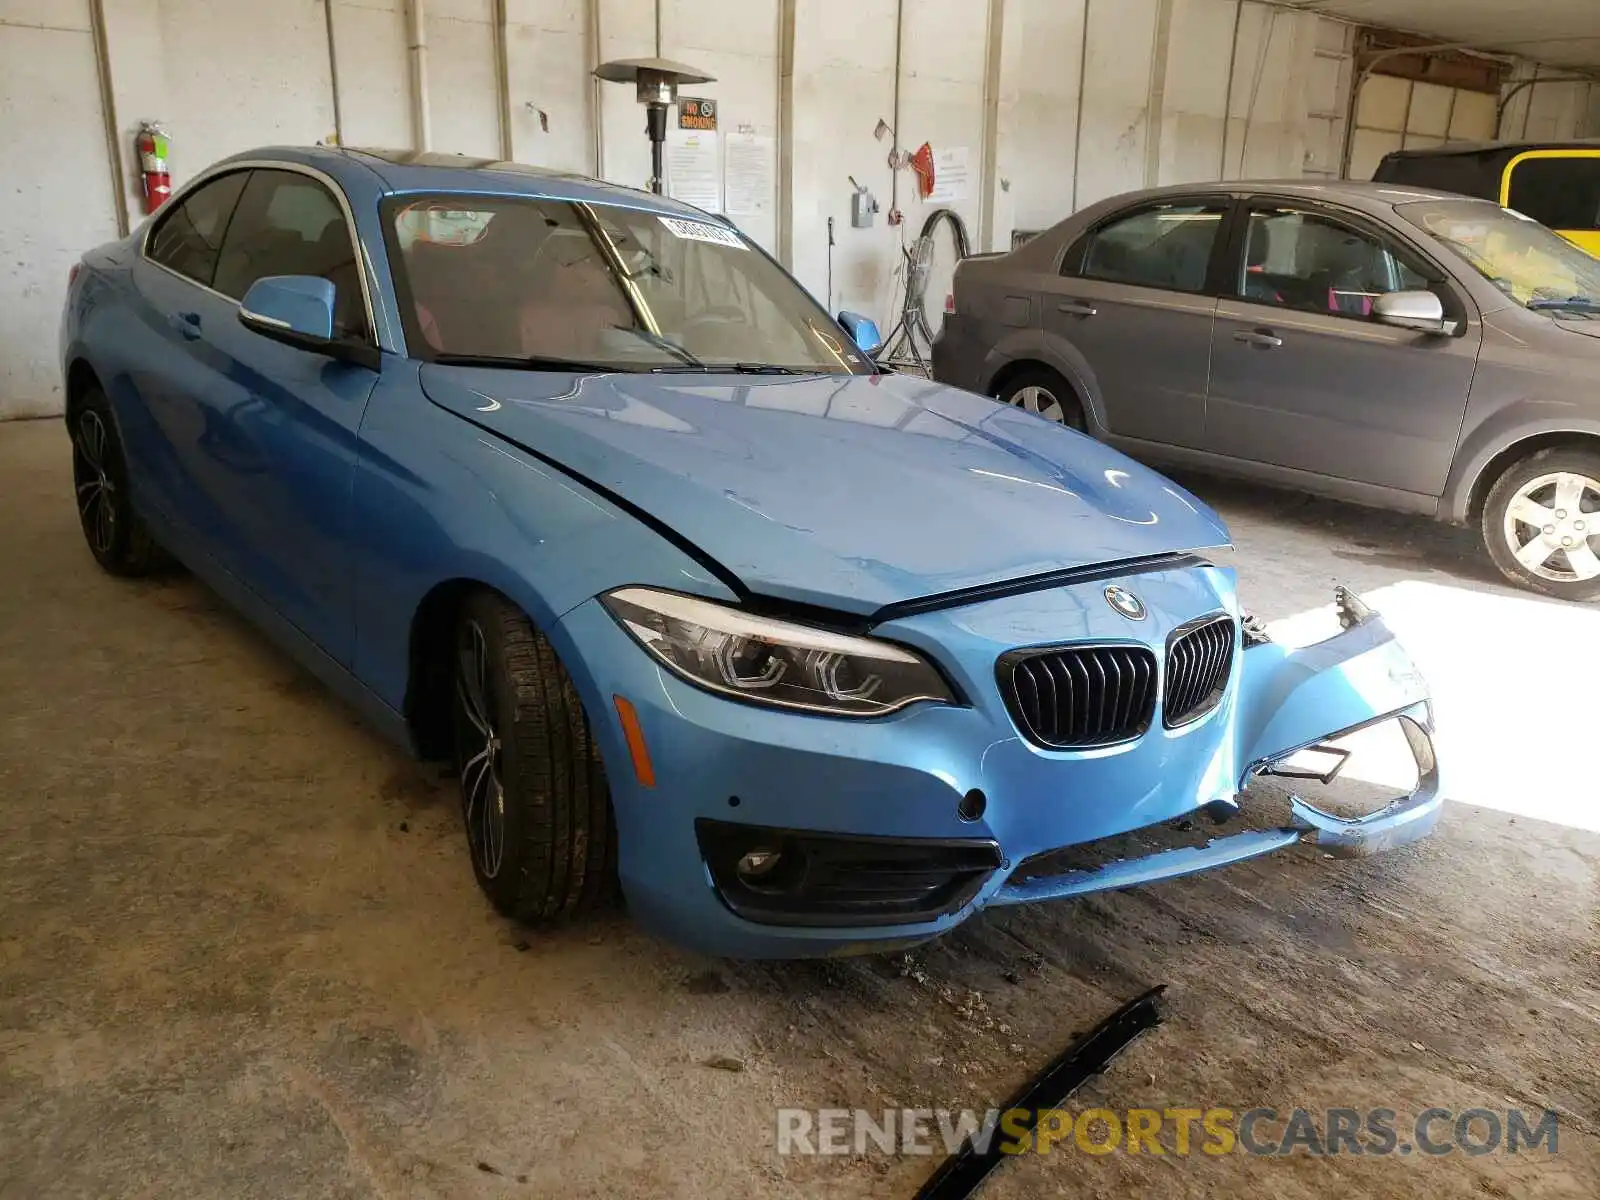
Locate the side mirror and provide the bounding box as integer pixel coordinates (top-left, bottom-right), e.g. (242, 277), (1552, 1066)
(240, 275), (337, 346)
(1373, 289), (1454, 335)
(837, 310), (883, 356)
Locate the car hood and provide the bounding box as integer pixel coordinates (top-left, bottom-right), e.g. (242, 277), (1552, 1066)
(420, 366), (1229, 614)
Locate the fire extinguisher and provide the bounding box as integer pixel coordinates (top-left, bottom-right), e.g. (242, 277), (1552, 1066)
(136, 120), (172, 214)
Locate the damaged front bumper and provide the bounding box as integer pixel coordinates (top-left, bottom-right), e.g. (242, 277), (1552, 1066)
(994, 588), (1440, 908)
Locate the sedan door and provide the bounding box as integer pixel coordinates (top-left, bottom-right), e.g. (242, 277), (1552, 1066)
(163, 166), (380, 663)
(1203, 199), (1480, 500)
(1039, 197), (1231, 448)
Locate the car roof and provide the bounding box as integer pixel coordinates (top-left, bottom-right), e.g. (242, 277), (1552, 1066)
(1106, 177), (1494, 211)
(214, 145), (715, 218)
(1379, 138), (1600, 160)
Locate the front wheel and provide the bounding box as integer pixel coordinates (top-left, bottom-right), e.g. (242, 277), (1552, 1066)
(1481, 448), (1600, 601)
(451, 591), (616, 924)
(69, 386), (163, 576)
(996, 367), (1085, 431)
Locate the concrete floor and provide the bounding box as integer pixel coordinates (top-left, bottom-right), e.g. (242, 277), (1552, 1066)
(1, 416), (1596, 1199)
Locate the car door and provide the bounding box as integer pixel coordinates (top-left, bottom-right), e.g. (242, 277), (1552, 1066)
(1204, 199), (1481, 499)
(127, 169), (252, 547)
(176, 165), (381, 663)
(1039, 197), (1230, 448)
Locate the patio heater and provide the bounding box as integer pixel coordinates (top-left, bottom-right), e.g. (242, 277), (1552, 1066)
(592, 57), (716, 195)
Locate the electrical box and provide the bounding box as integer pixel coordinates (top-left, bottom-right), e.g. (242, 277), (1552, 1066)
(851, 189), (875, 228)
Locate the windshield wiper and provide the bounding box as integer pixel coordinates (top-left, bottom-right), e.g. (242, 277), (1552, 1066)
(610, 326), (705, 367)
(648, 362), (814, 376)
(1528, 295), (1600, 313)
(430, 352), (623, 372)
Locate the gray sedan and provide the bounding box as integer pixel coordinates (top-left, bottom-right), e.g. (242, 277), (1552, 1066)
(932, 180), (1600, 600)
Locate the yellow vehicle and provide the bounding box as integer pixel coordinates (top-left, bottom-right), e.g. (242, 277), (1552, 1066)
(1374, 141), (1600, 255)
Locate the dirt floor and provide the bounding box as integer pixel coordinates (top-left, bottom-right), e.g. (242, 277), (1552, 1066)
(1, 416), (1595, 1199)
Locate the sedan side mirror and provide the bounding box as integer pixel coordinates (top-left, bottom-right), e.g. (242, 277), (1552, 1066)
(1373, 290), (1455, 336)
(239, 276), (379, 367)
(837, 310), (883, 356)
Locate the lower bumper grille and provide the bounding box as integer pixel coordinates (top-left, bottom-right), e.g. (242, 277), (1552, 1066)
(999, 645), (1158, 748)
(696, 820), (1001, 927)
(1163, 614), (1236, 727)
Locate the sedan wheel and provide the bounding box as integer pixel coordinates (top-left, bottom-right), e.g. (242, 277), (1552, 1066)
(449, 591), (617, 925)
(998, 368), (1085, 431)
(455, 616), (507, 881)
(68, 385), (163, 576)
(72, 409), (118, 558)
(1015, 385), (1068, 423)
(1483, 450), (1600, 601)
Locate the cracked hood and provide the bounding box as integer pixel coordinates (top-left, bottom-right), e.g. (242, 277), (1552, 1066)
(420, 366), (1229, 614)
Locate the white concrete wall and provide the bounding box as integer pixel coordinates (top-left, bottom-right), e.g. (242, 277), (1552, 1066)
(3, 0), (1596, 417)
(0, 0), (121, 418)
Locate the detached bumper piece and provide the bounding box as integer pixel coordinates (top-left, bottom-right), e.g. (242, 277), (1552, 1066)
(696, 819), (1001, 927)
(915, 985), (1167, 1200)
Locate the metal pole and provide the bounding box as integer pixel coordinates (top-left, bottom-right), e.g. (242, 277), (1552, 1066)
(1070, 0), (1090, 211)
(1143, 0), (1174, 188)
(1218, 0), (1242, 180)
(646, 101), (668, 194)
(977, 0), (1005, 252)
(406, 0), (432, 152)
(492, 0), (513, 160)
(587, 0), (603, 176)
(776, 0), (796, 267)
(87, 0), (129, 236)
(323, 0), (345, 147)
(890, 0), (904, 217)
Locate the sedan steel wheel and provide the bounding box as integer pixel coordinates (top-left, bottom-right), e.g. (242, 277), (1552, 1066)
(72, 409), (117, 555)
(1012, 385), (1067, 424)
(1501, 470), (1600, 582)
(456, 618), (507, 879)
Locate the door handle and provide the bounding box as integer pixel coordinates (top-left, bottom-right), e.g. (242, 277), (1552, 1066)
(172, 311), (202, 340)
(1056, 300), (1098, 318)
(1233, 328), (1282, 348)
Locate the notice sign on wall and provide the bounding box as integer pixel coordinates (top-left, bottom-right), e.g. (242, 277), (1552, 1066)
(666, 127), (722, 212)
(678, 98), (718, 131)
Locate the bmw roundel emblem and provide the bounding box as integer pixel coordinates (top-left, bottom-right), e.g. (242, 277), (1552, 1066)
(1104, 585), (1147, 621)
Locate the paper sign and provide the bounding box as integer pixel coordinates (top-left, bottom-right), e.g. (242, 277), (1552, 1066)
(660, 217), (747, 249)
(666, 128), (722, 212)
(724, 132), (775, 218)
(928, 146), (971, 204)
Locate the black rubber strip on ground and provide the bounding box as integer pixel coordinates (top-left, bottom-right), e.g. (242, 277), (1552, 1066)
(912, 984), (1168, 1200)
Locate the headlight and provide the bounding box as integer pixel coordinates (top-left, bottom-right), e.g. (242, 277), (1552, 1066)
(601, 587), (956, 716)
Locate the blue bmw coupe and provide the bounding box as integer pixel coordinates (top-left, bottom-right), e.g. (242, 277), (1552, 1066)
(60, 147), (1439, 957)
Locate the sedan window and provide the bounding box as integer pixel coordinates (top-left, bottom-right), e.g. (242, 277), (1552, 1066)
(145, 171), (249, 288)
(1236, 208), (1431, 319)
(1401, 198), (1600, 314)
(1069, 203), (1227, 293)
(213, 170), (368, 340)
(383, 195), (868, 375)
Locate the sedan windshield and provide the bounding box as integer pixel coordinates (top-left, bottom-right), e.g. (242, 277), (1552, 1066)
(1398, 198), (1600, 316)
(382, 194), (868, 373)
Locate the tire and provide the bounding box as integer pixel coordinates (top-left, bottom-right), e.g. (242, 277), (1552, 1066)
(69, 385), (163, 577)
(451, 590), (616, 924)
(996, 367), (1085, 431)
(1481, 447), (1600, 602)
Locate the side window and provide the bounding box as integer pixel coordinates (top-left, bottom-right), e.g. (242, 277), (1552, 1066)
(1237, 207), (1433, 319)
(214, 169), (369, 340)
(1067, 202), (1227, 293)
(145, 172), (249, 286)
(1506, 157), (1600, 232)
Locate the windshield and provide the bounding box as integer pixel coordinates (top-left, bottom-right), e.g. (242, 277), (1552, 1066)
(1398, 198), (1600, 315)
(383, 194), (869, 373)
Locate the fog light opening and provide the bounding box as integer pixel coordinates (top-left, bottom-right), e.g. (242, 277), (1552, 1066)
(736, 847), (783, 882)
(958, 788), (987, 822)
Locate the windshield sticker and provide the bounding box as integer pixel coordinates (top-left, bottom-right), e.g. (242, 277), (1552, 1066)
(660, 217), (748, 249)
